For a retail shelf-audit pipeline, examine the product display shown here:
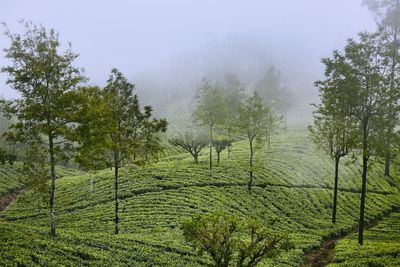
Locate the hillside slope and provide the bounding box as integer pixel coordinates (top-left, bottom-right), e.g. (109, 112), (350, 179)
(328, 211), (400, 267)
(1, 128), (399, 266)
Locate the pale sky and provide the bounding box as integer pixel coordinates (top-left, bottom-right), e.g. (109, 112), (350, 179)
(0, 0), (376, 99)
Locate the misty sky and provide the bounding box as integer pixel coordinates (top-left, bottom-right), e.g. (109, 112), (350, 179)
(0, 0), (376, 99)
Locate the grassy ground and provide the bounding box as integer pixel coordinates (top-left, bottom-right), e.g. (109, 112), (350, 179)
(0, 127), (399, 266)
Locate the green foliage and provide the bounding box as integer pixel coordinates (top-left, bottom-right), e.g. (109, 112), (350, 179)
(194, 78), (228, 128)
(20, 139), (49, 209)
(237, 92), (270, 144)
(237, 91), (271, 190)
(101, 68), (167, 234)
(311, 50), (359, 160)
(0, 148), (16, 166)
(313, 28), (400, 243)
(103, 68), (167, 166)
(1, 22), (85, 148)
(72, 86), (112, 172)
(181, 212), (292, 267)
(194, 77), (228, 176)
(1, 21), (86, 235)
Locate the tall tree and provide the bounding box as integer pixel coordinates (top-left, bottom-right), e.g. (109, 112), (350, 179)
(347, 31), (399, 245)
(72, 86), (112, 193)
(309, 62), (357, 223)
(194, 78), (227, 176)
(103, 69), (166, 234)
(221, 73), (245, 159)
(1, 22), (85, 236)
(364, 0), (400, 176)
(319, 31), (398, 244)
(237, 92), (270, 191)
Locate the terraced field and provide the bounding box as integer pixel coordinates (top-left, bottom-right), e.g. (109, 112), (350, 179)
(328, 212), (400, 267)
(0, 128), (399, 266)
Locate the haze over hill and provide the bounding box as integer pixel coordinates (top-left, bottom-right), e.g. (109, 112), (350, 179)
(1, 1), (375, 111)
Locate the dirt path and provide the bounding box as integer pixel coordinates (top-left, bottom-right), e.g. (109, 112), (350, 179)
(301, 236), (341, 267)
(0, 189), (25, 218)
(301, 206), (400, 267)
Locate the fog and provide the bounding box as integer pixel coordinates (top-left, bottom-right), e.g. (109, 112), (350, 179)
(0, 0), (376, 123)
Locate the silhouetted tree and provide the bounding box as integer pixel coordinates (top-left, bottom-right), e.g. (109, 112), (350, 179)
(169, 130), (208, 163)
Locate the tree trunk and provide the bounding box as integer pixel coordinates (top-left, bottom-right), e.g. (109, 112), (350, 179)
(48, 134), (56, 237)
(248, 139), (254, 191)
(284, 112), (287, 132)
(227, 130), (231, 160)
(358, 119), (368, 245)
(209, 124), (213, 177)
(332, 156), (340, 224)
(217, 151), (220, 166)
(114, 153), (119, 235)
(37, 193), (40, 212)
(385, 11), (399, 177)
(90, 173), (93, 193)
(194, 154), (198, 163)
(384, 148), (390, 177)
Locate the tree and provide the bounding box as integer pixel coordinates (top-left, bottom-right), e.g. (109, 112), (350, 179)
(364, 0), (400, 176)
(194, 78), (227, 176)
(181, 212), (292, 267)
(221, 73), (245, 159)
(72, 86), (112, 193)
(213, 138), (231, 166)
(318, 31), (398, 244)
(131, 105), (167, 164)
(169, 130), (208, 163)
(255, 65), (291, 131)
(1, 22), (85, 236)
(309, 117), (354, 224)
(264, 110), (281, 149)
(102, 68), (167, 234)
(346, 31), (399, 245)
(311, 50), (359, 224)
(237, 92), (270, 191)
(309, 70), (357, 223)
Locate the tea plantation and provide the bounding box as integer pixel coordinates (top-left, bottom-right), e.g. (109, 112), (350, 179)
(328, 212), (400, 267)
(1, 128), (399, 266)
